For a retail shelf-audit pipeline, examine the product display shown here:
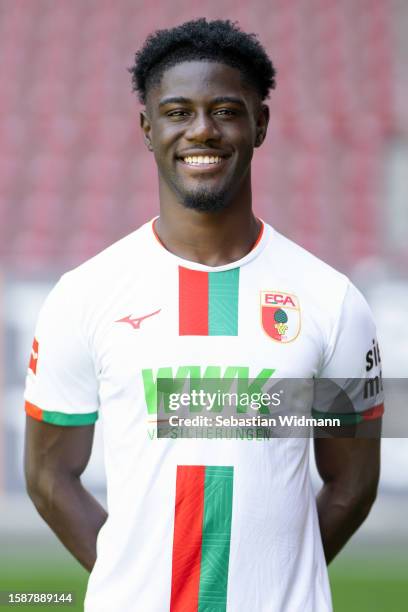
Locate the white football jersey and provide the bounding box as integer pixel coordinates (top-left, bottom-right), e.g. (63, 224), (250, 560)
(25, 219), (383, 612)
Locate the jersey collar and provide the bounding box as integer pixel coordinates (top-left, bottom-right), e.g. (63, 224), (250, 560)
(149, 216), (271, 272)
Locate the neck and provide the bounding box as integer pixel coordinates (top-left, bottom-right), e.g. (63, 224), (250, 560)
(155, 175), (261, 267)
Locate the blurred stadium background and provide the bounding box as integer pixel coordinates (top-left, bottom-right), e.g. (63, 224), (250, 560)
(0, 0), (407, 610)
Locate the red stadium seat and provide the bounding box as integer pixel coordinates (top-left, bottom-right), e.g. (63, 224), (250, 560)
(0, 0), (399, 271)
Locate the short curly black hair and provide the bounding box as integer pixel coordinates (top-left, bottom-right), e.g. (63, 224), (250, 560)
(129, 18), (276, 104)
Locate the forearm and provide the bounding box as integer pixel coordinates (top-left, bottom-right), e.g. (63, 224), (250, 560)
(316, 481), (375, 564)
(28, 474), (108, 572)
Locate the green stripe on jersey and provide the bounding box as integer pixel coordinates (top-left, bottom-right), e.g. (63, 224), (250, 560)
(208, 269), (239, 336)
(198, 466), (234, 611)
(42, 410), (99, 426)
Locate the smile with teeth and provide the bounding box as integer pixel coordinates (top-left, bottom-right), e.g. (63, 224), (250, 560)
(182, 155), (224, 165)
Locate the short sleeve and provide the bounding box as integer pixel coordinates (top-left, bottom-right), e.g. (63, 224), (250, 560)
(313, 281), (384, 424)
(24, 273), (99, 426)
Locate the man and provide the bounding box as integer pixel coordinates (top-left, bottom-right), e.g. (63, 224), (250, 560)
(24, 18), (383, 612)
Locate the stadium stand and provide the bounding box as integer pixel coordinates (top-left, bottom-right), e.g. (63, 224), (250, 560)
(0, 0), (401, 273)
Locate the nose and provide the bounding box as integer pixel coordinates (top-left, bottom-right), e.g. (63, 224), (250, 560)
(185, 111), (221, 143)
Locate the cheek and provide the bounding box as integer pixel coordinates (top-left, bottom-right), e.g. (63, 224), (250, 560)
(227, 125), (254, 149)
(234, 139), (254, 164)
(151, 140), (172, 168)
(152, 123), (181, 149)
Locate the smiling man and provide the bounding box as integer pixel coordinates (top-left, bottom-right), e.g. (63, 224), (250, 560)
(24, 19), (383, 612)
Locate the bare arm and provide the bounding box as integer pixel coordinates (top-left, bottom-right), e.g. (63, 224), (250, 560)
(314, 433), (381, 564)
(24, 416), (108, 572)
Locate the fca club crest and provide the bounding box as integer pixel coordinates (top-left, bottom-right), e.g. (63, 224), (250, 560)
(261, 291), (301, 343)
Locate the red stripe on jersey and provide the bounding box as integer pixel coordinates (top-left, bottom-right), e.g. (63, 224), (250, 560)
(170, 465), (205, 612)
(179, 267), (209, 335)
(25, 401), (43, 421)
(251, 220), (264, 250)
(29, 337), (39, 374)
(362, 403), (384, 420)
(152, 218), (163, 245)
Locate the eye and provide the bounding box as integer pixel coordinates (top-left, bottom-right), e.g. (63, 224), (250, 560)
(214, 109), (236, 116)
(167, 110), (189, 118)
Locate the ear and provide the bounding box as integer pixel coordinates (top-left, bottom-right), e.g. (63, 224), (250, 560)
(255, 104), (269, 148)
(140, 110), (153, 152)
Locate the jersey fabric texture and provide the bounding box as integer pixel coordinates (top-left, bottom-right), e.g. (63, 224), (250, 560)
(24, 219), (384, 612)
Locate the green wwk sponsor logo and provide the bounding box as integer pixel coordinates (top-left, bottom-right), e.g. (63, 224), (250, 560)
(142, 366), (276, 415)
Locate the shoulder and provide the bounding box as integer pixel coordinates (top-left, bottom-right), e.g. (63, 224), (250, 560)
(68, 220), (153, 282)
(265, 227), (351, 313)
(53, 220), (154, 299)
(38, 220), (155, 338)
(261, 227), (376, 354)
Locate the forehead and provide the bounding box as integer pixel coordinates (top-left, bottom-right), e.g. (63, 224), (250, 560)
(148, 60), (256, 105)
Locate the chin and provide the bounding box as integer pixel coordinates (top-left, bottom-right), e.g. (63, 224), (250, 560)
(181, 190), (230, 212)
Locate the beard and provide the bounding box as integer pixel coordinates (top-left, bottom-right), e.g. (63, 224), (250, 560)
(181, 186), (230, 212)
(163, 164), (238, 212)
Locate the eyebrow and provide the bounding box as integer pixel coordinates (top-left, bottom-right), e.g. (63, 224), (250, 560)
(158, 95), (246, 108)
